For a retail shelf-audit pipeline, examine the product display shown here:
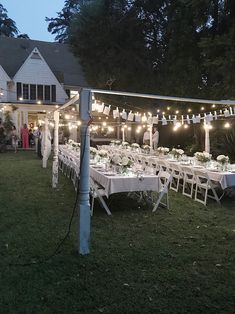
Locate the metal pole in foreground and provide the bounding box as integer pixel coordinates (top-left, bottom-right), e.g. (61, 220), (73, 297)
(78, 89), (92, 255)
(52, 111), (59, 188)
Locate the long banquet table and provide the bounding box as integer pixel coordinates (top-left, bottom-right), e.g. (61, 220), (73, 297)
(90, 166), (160, 198)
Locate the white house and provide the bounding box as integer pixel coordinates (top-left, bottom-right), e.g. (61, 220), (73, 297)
(0, 36), (87, 132)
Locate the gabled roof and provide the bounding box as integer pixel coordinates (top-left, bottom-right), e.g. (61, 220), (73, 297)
(0, 36), (88, 87)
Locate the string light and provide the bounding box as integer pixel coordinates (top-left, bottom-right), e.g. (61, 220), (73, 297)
(188, 108), (192, 113)
(201, 107), (205, 110)
(167, 106), (171, 110)
(175, 110), (179, 114)
(224, 122), (231, 128)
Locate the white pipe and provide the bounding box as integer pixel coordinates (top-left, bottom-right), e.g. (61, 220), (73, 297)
(204, 124), (210, 153)
(89, 89), (235, 105)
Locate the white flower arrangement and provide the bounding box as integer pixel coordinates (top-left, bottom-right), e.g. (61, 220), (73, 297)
(142, 145), (151, 150)
(216, 155), (229, 164)
(194, 151), (212, 163)
(98, 149), (108, 157)
(121, 156), (133, 167)
(122, 141), (129, 147)
(110, 154), (122, 165)
(157, 146), (170, 154)
(115, 140), (121, 145)
(90, 147), (98, 155)
(131, 143), (140, 148)
(170, 148), (184, 157)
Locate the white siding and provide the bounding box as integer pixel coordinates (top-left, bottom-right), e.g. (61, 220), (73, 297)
(0, 65), (10, 102)
(13, 48), (68, 103)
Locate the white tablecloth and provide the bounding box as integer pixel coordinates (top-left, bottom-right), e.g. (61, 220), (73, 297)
(90, 167), (160, 198)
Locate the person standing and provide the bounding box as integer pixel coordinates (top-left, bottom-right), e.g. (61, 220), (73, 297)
(41, 125), (52, 160)
(152, 126), (159, 150)
(11, 126), (19, 153)
(21, 124), (29, 149)
(143, 130), (150, 145)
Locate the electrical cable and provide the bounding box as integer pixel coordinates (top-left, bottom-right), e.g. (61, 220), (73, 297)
(9, 122), (90, 267)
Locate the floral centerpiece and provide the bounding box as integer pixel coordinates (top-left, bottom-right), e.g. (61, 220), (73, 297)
(110, 154), (122, 165)
(216, 155), (229, 171)
(115, 140), (121, 146)
(122, 141), (130, 148)
(216, 155), (229, 165)
(131, 143), (140, 149)
(194, 151), (211, 163)
(98, 149), (108, 158)
(90, 147), (98, 156)
(110, 154), (133, 173)
(157, 146), (170, 155)
(68, 139), (80, 150)
(170, 148), (184, 159)
(142, 144), (151, 152)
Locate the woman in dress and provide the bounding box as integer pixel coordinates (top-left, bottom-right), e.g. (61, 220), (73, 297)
(21, 124), (29, 149)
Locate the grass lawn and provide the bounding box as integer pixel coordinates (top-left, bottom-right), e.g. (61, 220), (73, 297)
(0, 151), (234, 314)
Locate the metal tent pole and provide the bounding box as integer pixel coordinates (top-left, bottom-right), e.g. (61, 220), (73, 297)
(52, 110), (59, 188)
(78, 89), (92, 255)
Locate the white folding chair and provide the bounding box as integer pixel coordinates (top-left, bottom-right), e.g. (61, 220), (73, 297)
(181, 166), (195, 198)
(152, 171), (172, 211)
(157, 159), (169, 172)
(169, 163), (182, 192)
(90, 178), (112, 216)
(194, 169), (221, 206)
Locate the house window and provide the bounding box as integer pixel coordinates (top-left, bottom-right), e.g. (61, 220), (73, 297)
(51, 85), (56, 102)
(23, 84), (29, 99)
(65, 89), (70, 98)
(16, 82), (22, 100)
(44, 85), (51, 101)
(37, 85), (43, 100)
(30, 85), (36, 100)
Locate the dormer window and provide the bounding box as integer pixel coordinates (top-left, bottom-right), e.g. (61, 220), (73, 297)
(17, 82), (56, 102)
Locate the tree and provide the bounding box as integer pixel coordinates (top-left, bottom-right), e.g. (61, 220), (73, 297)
(0, 3), (18, 37)
(69, 0), (152, 93)
(46, 0), (85, 42)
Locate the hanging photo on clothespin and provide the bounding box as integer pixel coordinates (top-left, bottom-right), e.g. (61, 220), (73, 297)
(173, 116), (177, 126)
(147, 116), (153, 125)
(142, 113), (147, 122)
(162, 116), (167, 125)
(127, 111), (134, 121)
(98, 102), (104, 113)
(195, 114), (201, 123)
(187, 115), (191, 124)
(92, 100), (97, 111)
(192, 115), (197, 124)
(214, 111), (217, 120)
(229, 107), (233, 115)
(204, 113), (211, 124)
(152, 116), (159, 124)
(121, 109), (127, 120)
(208, 112), (213, 122)
(113, 107), (119, 119)
(103, 105), (111, 116)
(224, 109), (230, 117)
(135, 113), (141, 122)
